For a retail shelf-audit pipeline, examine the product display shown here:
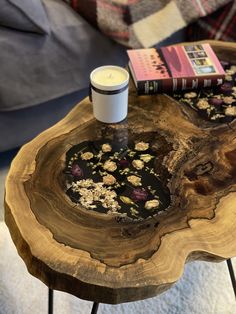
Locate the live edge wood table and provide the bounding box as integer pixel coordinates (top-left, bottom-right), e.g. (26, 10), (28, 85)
(4, 41), (236, 313)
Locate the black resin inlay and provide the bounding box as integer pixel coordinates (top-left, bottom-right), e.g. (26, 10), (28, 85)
(64, 138), (171, 220)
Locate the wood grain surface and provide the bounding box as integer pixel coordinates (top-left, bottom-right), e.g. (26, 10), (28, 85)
(4, 41), (236, 304)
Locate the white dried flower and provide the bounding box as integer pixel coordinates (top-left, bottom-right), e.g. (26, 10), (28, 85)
(145, 199), (160, 210)
(196, 99), (209, 110)
(103, 160), (117, 172)
(184, 92), (197, 99)
(101, 143), (112, 153)
(135, 142), (149, 151)
(230, 65), (236, 72)
(81, 152), (94, 160)
(225, 106), (236, 116)
(72, 179), (94, 188)
(226, 69), (235, 75)
(140, 154), (153, 163)
(103, 174), (116, 185)
(132, 159), (144, 170)
(223, 96), (235, 104)
(71, 179), (120, 211)
(127, 175), (141, 186)
(225, 75), (232, 81)
(210, 114), (225, 120)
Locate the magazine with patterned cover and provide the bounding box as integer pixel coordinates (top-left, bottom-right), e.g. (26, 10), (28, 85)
(127, 44), (225, 94)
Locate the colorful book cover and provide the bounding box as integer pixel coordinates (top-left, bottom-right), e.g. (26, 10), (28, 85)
(127, 44), (225, 94)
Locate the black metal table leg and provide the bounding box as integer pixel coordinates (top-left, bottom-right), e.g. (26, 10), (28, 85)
(48, 288), (54, 314)
(226, 259), (236, 299)
(91, 302), (99, 314)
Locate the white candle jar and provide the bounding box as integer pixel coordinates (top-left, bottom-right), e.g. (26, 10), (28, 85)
(90, 66), (129, 123)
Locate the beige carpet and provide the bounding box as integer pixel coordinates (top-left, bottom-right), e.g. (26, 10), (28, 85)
(1, 166), (236, 314)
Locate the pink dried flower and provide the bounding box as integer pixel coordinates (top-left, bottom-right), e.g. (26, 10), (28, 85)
(131, 188), (148, 202)
(209, 98), (223, 107)
(220, 82), (233, 95)
(119, 159), (129, 168)
(71, 164), (84, 177)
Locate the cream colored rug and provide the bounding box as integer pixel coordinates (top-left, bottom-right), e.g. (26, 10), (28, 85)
(0, 167), (236, 314)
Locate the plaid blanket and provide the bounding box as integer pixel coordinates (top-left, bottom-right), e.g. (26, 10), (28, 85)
(187, 0), (236, 42)
(64, 0), (231, 48)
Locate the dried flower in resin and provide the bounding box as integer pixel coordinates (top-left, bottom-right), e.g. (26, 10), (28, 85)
(71, 164), (84, 178)
(230, 65), (236, 72)
(127, 175), (141, 186)
(226, 69), (235, 75)
(209, 98), (223, 107)
(196, 99), (209, 110)
(131, 188), (148, 202)
(220, 82), (233, 95)
(120, 196), (136, 206)
(225, 75), (233, 81)
(102, 143), (112, 152)
(135, 142), (149, 151)
(140, 154), (153, 163)
(223, 96), (235, 105)
(184, 92), (197, 99)
(225, 106), (236, 116)
(81, 152), (94, 160)
(132, 159), (144, 170)
(71, 179), (120, 211)
(103, 174), (116, 185)
(103, 160), (117, 172)
(118, 159), (129, 168)
(145, 199), (160, 210)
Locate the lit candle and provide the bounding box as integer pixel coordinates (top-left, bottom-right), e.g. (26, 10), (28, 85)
(90, 66), (129, 123)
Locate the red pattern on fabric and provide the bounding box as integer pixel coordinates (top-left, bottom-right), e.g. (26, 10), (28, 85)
(97, 1), (126, 13)
(187, 1), (236, 42)
(71, 0), (78, 9)
(103, 30), (129, 39)
(223, 14), (236, 39)
(63, 0), (233, 47)
(201, 0), (212, 14)
(191, 0), (205, 16)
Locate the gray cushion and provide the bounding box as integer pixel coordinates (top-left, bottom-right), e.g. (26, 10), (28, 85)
(0, 0), (50, 34)
(0, 89), (89, 152)
(0, 0), (185, 114)
(0, 0), (128, 112)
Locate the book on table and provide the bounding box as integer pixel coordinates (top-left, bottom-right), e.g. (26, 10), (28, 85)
(127, 43), (225, 95)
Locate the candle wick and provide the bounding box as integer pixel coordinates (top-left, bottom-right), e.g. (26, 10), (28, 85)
(108, 73), (113, 79)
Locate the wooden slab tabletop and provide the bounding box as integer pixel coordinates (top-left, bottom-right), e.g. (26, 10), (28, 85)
(4, 41), (236, 304)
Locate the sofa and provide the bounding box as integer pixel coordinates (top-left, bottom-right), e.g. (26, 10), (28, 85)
(0, 0), (129, 152)
(0, 0), (231, 152)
